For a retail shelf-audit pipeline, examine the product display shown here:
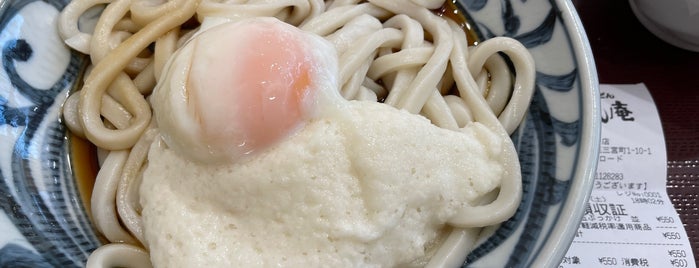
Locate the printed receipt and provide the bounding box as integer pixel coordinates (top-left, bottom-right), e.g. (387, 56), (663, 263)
(561, 84), (696, 268)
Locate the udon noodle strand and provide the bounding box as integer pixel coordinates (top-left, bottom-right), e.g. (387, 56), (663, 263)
(370, 0), (453, 114)
(300, 3), (391, 36)
(68, 0), (199, 150)
(338, 28), (403, 98)
(480, 54), (510, 115)
(373, 14), (460, 129)
(116, 125), (158, 244)
(85, 243), (150, 268)
(196, 0), (320, 25)
(91, 150), (135, 244)
(131, 61), (156, 94)
(57, 0), (110, 54)
(89, 0), (150, 75)
(153, 29), (179, 81)
(445, 21), (528, 227)
(377, 14), (424, 105)
(422, 90), (460, 130)
(466, 37), (535, 134)
(57, 0), (536, 266)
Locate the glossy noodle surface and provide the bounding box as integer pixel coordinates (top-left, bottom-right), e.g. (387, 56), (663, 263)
(57, 0), (535, 267)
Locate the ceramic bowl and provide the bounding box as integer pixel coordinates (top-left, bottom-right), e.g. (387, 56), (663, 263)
(0, 0), (599, 267)
(629, 0), (699, 52)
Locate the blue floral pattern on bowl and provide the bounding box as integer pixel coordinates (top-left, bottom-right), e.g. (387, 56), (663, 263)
(0, 0), (599, 267)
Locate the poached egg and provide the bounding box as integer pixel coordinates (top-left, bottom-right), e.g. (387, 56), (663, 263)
(143, 17), (507, 267)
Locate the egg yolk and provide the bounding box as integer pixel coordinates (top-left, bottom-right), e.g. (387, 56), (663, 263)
(188, 20), (314, 157)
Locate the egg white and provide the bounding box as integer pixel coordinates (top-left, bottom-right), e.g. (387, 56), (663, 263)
(150, 17), (342, 164)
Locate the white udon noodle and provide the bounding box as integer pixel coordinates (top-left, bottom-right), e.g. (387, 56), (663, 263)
(58, 0), (535, 267)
